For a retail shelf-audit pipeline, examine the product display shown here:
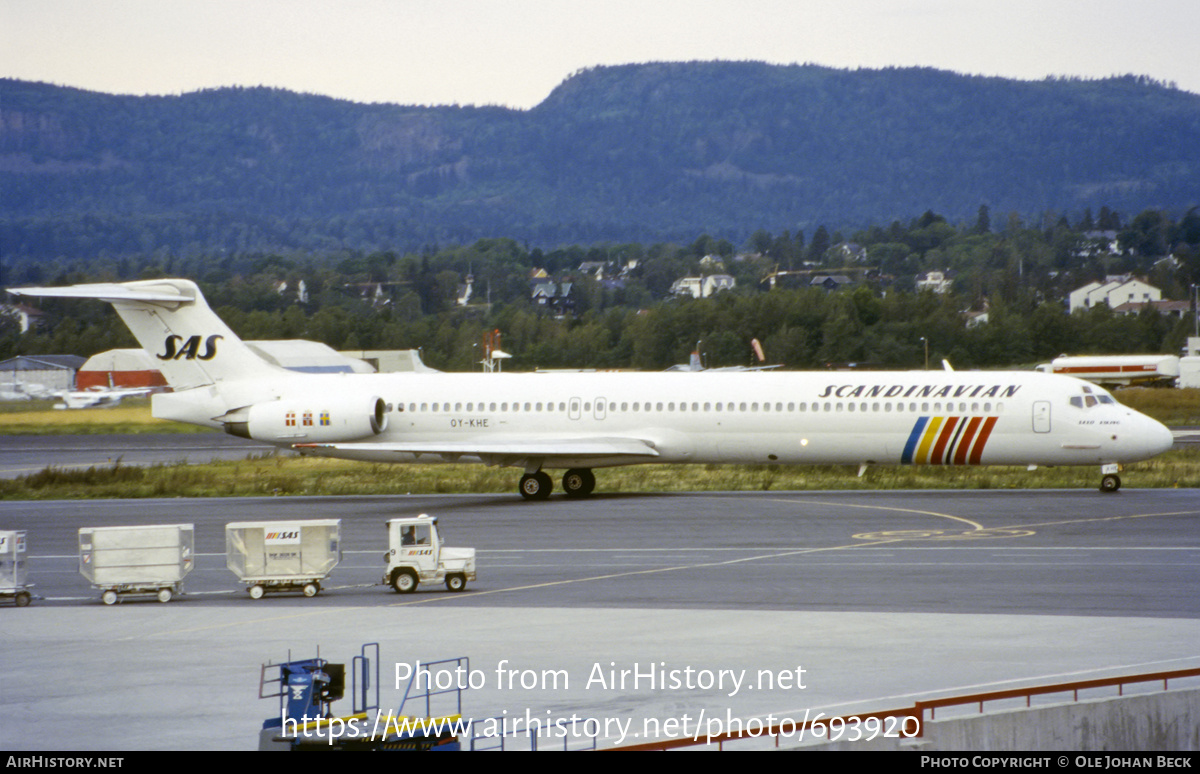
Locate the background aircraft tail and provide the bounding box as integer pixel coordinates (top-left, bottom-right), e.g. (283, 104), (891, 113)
(9, 279), (281, 391)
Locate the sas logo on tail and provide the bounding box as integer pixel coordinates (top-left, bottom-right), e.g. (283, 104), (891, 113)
(158, 334), (222, 361)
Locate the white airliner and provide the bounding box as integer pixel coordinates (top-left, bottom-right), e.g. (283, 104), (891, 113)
(54, 386), (153, 410)
(9, 279), (1175, 498)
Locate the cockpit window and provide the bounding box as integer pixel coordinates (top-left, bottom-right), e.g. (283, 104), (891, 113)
(1071, 388), (1117, 409)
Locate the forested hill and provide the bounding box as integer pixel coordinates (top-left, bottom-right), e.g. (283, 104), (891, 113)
(3, 62), (1199, 258)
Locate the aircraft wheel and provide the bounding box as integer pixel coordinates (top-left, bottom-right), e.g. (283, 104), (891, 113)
(249, 584), (265, 600)
(562, 468), (596, 498)
(445, 573), (466, 592)
(157, 588), (173, 603)
(1100, 474), (1121, 493)
(392, 569), (418, 594)
(102, 590), (118, 606)
(519, 471), (553, 500)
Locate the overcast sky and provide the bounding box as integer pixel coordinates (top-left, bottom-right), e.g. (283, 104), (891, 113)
(3, 0), (1198, 108)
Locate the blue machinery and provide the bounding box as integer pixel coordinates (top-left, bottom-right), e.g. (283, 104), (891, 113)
(258, 645), (597, 751)
(259, 644), (466, 751)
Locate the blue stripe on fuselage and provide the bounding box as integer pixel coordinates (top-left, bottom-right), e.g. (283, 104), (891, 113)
(901, 416), (928, 464)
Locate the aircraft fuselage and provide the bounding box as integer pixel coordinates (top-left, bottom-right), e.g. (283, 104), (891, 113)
(155, 368), (1173, 472)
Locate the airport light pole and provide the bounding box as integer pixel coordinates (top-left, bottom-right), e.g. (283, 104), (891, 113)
(920, 336), (929, 370)
(1192, 283), (1198, 339)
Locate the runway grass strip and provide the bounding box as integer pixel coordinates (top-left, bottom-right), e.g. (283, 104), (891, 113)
(0, 399), (209, 434)
(1, 447), (1196, 500)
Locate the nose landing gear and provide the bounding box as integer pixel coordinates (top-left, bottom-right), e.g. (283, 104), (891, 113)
(1099, 464), (1121, 493)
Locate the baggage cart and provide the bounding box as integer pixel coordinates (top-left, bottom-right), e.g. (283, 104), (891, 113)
(0, 530), (32, 607)
(79, 524), (194, 605)
(226, 519), (341, 599)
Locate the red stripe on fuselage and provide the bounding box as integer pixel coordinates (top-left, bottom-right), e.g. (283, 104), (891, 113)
(968, 416), (998, 465)
(953, 417), (983, 465)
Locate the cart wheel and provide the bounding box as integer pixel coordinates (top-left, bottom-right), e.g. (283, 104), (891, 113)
(15, 591), (31, 607)
(445, 574), (466, 592)
(249, 584), (264, 599)
(303, 583), (318, 597)
(157, 588), (173, 603)
(102, 590), (118, 606)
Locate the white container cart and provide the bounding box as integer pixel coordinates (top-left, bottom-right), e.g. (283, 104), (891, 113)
(226, 519), (342, 599)
(0, 530), (32, 607)
(78, 524), (194, 605)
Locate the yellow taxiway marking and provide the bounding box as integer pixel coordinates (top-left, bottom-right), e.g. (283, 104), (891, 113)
(764, 496), (1009, 541)
(766, 497), (986, 532)
(998, 509), (1200, 531)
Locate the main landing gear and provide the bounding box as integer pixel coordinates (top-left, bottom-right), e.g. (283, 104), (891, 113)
(518, 468), (596, 500)
(519, 471), (553, 500)
(561, 468), (596, 498)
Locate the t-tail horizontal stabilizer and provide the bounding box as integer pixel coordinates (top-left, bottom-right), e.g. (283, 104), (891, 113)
(8, 279), (282, 390)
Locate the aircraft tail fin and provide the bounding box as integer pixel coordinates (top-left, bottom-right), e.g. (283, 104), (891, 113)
(8, 279), (280, 390)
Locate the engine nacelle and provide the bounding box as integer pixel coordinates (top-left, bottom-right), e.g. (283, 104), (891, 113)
(223, 395), (388, 443)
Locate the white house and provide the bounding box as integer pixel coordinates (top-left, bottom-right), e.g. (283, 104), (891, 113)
(0, 303), (44, 333)
(670, 275), (736, 299)
(1068, 277), (1161, 313)
(916, 270), (954, 294)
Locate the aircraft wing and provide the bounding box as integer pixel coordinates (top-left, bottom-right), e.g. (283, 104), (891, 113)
(294, 436), (660, 465)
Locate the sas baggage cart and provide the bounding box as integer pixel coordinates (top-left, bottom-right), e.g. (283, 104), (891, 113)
(79, 524), (194, 605)
(0, 530), (32, 607)
(226, 519), (342, 599)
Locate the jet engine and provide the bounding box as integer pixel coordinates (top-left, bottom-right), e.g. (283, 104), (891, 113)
(222, 396), (388, 443)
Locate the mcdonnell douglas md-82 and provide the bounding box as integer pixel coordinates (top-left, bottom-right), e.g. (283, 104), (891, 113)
(9, 279), (1175, 498)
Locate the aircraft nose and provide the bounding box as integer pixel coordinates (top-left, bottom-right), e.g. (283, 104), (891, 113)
(1131, 413), (1176, 459)
(1147, 416), (1175, 456)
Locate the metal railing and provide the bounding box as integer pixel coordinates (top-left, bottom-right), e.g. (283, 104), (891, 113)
(604, 666), (1200, 751)
(917, 666), (1200, 721)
